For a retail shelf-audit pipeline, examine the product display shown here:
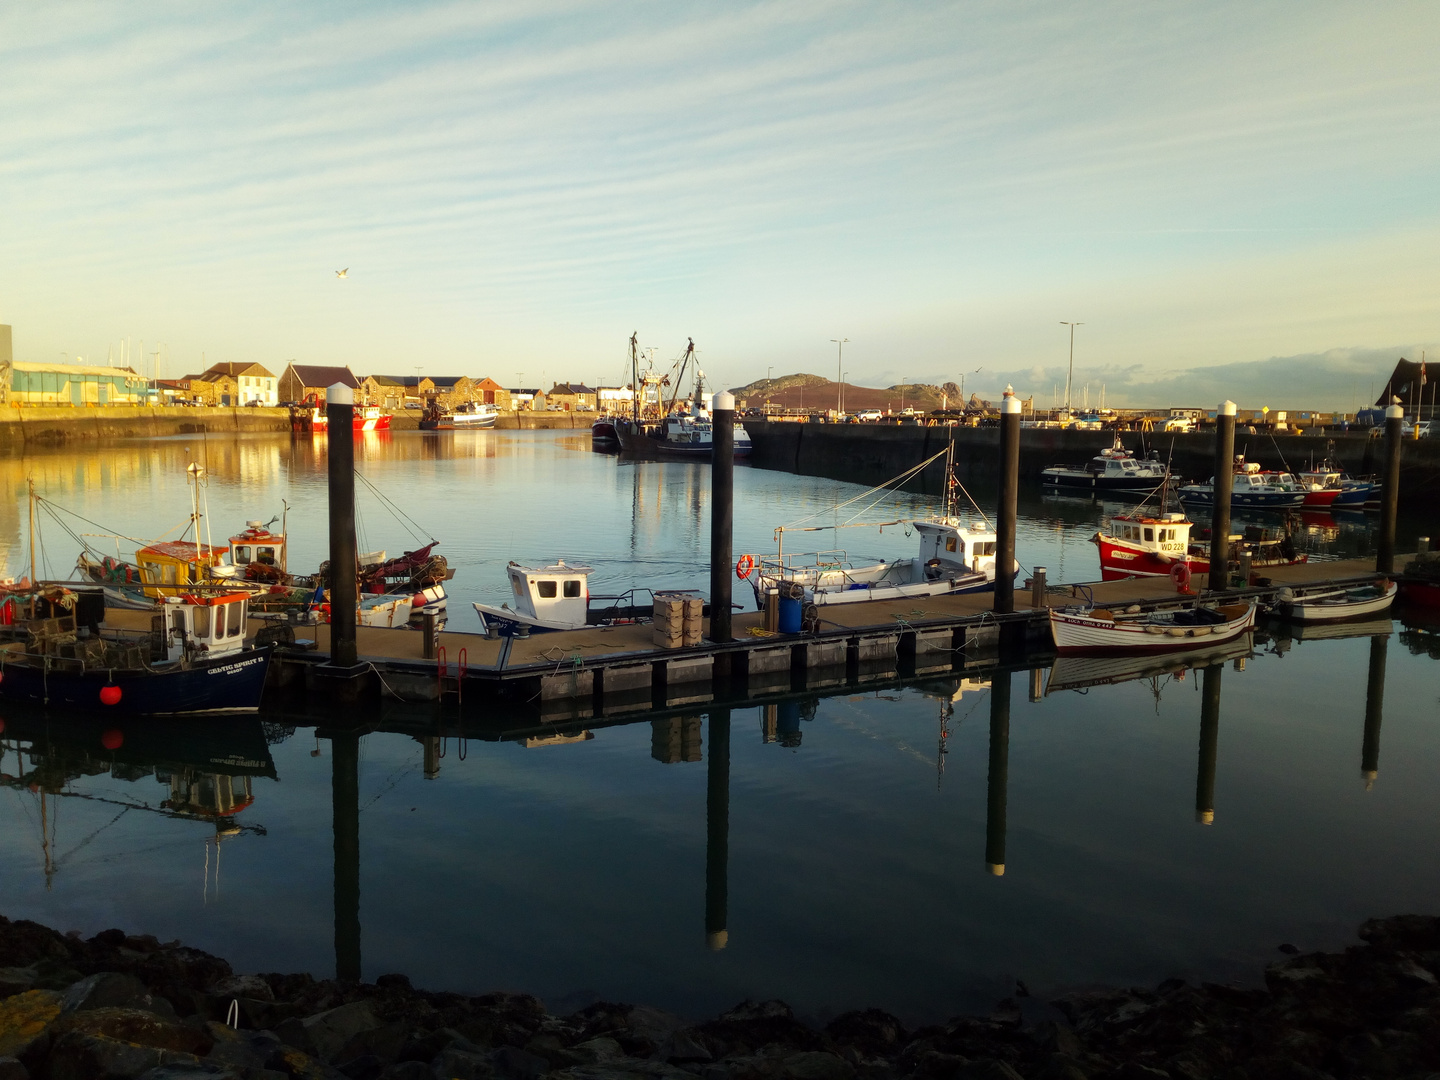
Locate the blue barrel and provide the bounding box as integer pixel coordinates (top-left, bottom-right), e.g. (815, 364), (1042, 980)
(777, 594), (803, 633)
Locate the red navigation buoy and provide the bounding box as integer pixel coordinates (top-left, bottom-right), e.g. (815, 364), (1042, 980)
(101, 729), (124, 750)
(99, 684), (123, 706)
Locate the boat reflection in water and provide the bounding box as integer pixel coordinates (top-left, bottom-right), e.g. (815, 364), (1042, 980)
(0, 712), (280, 888)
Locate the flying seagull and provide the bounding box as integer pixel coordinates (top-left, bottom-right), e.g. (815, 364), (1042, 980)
(335, 268), (348, 278)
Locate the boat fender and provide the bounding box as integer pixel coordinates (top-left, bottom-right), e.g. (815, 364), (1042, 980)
(735, 554), (756, 579)
(1193, 625), (1211, 635)
(1145, 625), (1166, 635)
(1167, 627), (1187, 637)
(99, 684), (122, 706)
(1125, 604), (1141, 614)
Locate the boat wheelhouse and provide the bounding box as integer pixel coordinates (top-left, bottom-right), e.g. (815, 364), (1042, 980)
(133, 541), (236, 599)
(473, 560), (594, 633)
(1041, 436), (1169, 493)
(229, 521), (288, 582)
(1094, 509), (1306, 581)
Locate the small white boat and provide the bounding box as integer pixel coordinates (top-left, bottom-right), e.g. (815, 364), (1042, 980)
(1046, 633), (1253, 694)
(1271, 580), (1396, 624)
(1049, 601), (1257, 655)
(452, 403), (498, 427)
(749, 517), (1011, 607)
(357, 593), (413, 628)
(473, 560), (594, 633)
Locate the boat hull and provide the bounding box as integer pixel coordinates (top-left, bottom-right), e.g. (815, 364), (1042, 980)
(1040, 470), (1168, 492)
(1178, 487), (1306, 508)
(1274, 582), (1397, 624)
(1049, 604), (1256, 655)
(1399, 577), (1440, 609)
(0, 647), (272, 715)
(615, 421), (752, 460)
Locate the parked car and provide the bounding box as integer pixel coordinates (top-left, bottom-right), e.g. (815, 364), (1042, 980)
(855, 409), (882, 422)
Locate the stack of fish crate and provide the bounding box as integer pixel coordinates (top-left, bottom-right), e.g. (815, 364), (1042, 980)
(653, 591), (703, 649)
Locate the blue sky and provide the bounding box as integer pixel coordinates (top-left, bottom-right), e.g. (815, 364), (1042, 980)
(1, 2), (1437, 405)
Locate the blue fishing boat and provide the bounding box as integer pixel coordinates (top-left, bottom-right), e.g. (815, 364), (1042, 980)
(0, 590), (272, 715)
(1178, 459), (1306, 509)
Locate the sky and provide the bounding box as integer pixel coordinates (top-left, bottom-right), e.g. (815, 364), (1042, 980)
(1, 2), (1437, 407)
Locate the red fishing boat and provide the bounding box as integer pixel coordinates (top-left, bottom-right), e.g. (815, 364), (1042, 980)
(1094, 510), (1306, 583)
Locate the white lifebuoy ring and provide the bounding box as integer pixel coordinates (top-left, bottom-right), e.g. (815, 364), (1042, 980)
(1169, 561), (1192, 590)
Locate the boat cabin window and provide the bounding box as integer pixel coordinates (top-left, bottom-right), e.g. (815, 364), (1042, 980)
(194, 606), (211, 636)
(227, 601), (244, 636)
(256, 546), (277, 566)
(513, 576), (526, 597)
(537, 580), (557, 599)
(234, 545), (252, 564)
(564, 579), (582, 598)
(1144, 528), (1154, 542)
(945, 537), (958, 553)
(976, 541), (995, 556)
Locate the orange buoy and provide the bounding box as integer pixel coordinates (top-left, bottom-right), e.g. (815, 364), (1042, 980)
(99, 684), (122, 707)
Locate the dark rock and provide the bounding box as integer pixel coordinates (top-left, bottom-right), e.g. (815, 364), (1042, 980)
(373, 976), (410, 993)
(0, 920), (72, 969)
(1278, 944), (1300, 956)
(825, 1010), (908, 1057)
(337, 1052), (383, 1080)
(491, 1044), (550, 1080)
(44, 1028), (199, 1080)
(0, 1058), (26, 1080)
(0, 970), (36, 1001)
(136, 1067), (247, 1080)
(782, 1050), (855, 1080)
(0, 990), (63, 1060)
(1359, 916), (1440, 953)
(655, 1029), (712, 1064)
(1031, 1053), (1089, 1080)
(47, 1006), (215, 1056)
(432, 1044), (493, 1080)
(953, 1061), (1024, 1080)
(277, 1001), (380, 1064)
(1028, 1021), (1082, 1058)
(205, 976), (274, 1004)
(377, 1064), (431, 1080)
(721, 1001), (793, 1023)
(61, 972), (178, 1021)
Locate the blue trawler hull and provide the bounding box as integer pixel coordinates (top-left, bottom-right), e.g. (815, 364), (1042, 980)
(0, 647), (272, 715)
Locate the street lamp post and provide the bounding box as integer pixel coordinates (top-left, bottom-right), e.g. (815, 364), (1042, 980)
(842, 371), (848, 415)
(1060, 322), (1083, 412)
(831, 339), (849, 415)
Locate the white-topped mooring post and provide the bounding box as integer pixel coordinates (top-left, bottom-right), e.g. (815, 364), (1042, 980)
(710, 391), (735, 648)
(1378, 403), (1404, 573)
(1208, 400), (1237, 592)
(326, 382), (359, 669)
(993, 387), (1021, 615)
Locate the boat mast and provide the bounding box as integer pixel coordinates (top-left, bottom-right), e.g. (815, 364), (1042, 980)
(27, 479), (36, 616)
(629, 332), (640, 425)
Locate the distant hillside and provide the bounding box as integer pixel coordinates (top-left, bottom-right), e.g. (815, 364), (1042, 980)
(729, 374), (952, 413)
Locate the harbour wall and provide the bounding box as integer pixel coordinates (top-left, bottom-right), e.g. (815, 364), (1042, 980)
(743, 421), (1440, 499)
(0, 406), (293, 452)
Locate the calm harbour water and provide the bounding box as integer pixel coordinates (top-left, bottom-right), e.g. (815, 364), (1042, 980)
(0, 429), (1437, 1024)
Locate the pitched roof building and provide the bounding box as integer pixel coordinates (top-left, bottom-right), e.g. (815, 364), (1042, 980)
(278, 364), (360, 404)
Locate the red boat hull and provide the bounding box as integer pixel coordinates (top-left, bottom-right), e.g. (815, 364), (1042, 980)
(1399, 578), (1440, 609)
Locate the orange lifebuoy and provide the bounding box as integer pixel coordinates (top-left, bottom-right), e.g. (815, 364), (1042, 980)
(735, 554), (756, 579)
(1169, 561), (1192, 592)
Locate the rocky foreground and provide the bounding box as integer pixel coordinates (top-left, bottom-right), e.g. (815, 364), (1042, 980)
(3, 915), (1440, 1080)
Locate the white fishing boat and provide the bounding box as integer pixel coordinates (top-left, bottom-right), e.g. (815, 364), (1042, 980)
(747, 441), (1017, 608)
(1049, 601), (1257, 655)
(473, 560), (594, 633)
(357, 593), (413, 627)
(1271, 580), (1396, 624)
(748, 517), (1005, 608)
(1041, 435), (1170, 493)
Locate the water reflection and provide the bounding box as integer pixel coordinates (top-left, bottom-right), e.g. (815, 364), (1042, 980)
(706, 709), (730, 952)
(985, 670), (1011, 876)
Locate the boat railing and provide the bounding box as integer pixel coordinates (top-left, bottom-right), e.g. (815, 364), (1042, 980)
(759, 550), (856, 578)
(586, 587), (660, 625)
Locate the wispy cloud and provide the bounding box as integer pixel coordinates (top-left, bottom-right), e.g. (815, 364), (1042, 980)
(1, 2), (1437, 387)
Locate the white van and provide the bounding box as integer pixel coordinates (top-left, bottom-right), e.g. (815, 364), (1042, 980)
(855, 410), (882, 422)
